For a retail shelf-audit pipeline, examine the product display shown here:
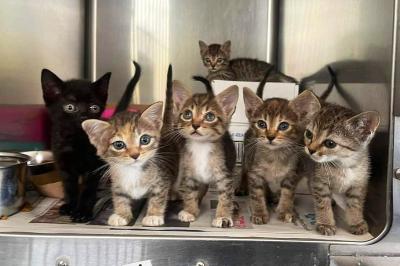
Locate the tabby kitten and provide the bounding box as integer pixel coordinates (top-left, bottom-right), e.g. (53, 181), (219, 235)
(82, 102), (172, 226)
(304, 102), (380, 235)
(199, 40), (296, 83)
(242, 88), (320, 224)
(41, 69), (111, 222)
(172, 81), (239, 227)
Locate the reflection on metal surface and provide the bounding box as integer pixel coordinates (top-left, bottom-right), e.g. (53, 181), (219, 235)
(0, 0), (85, 104)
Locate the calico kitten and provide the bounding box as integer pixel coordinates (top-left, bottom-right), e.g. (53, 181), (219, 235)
(304, 102), (380, 235)
(172, 81), (239, 227)
(82, 102), (171, 226)
(82, 65), (178, 227)
(199, 40), (296, 83)
(242, 88), (320, 224)
(41, 69), (111, 222)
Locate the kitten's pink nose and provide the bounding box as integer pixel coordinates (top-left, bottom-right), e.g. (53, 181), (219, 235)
(130, 153), (140, 159)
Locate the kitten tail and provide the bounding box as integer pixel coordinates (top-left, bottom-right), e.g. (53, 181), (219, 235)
(192, 75), (214, 96)
(113, 61), (141, 115)
(163, 64), (173, 125)
(256, 66), (274, 98)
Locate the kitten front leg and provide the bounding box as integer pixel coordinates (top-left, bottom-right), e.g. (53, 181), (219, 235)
(142, 185), (169, 227)
(178, 177), (201, 222)
(345, 186), (369, 235)
(58, 170), (79, 216)
(108, 194), (133, 226)
(276, 174), (302, 223)
(248, 172), (269, 224)
(213, 176), (234, 228)
(312, 182), (336, 235)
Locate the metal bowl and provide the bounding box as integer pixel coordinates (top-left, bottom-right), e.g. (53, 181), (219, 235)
(0, 152), (29, 216)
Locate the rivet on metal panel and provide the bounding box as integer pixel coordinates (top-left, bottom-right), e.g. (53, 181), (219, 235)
(196, 261), (206, 266)
(395, 168), (400, 180)
(56, 257), (70, 266)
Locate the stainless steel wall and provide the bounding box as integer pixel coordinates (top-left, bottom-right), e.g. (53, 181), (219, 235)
(95, 0), (275, 104)
(0, 0), (85, 104)
(279, 0), (395, 235)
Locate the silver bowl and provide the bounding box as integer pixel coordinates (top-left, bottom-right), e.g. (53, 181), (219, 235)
(0, 152), (29, 216)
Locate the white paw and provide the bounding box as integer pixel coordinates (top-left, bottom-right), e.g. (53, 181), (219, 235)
(178, 210), (196, 222)
(142, 215), (165, 227)
(107, 213), (130, 226)
(212, 217), (233, 228)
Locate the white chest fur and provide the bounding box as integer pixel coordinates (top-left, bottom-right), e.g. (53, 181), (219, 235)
(111, 163), (150, 199)
(332, 167), (367, 193)
(187, 141), (214, 184)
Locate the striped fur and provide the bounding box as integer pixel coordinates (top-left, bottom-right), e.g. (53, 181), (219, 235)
(199, 40), (296, 83)
(304, 102), (380, 235)
(172, 81), (239, 228)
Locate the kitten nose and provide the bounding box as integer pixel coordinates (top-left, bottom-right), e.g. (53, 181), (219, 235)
(130, 153), (140, 159)
(308, 148), (316, 155)
(192, 124), (200, 130)
(267, 136), (275, 142)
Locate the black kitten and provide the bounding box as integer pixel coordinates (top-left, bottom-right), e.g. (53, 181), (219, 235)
(41, 70), (111, 222)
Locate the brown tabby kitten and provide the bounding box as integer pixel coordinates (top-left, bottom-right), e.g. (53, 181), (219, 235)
(304, 102), (380, 235)
(82, 102), (172, 227)
(242, 88), (320, 224)
(172, 81), (239, 227)
(199, 40), (296, 83)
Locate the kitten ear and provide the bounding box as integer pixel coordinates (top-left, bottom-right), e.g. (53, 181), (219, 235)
(41, 69), (63, 104)
(92, 72), (111, 103)
(172, 80), (191, 112)
(289, 90), (321, 121)
(199, 40), (208, 55)
(243, 87), (263, 120)
(81, 119), (113, 156)
(215, 85), (239, 118)
(139, 101), (164, 131)
(221, 40), (231, 54)
(345, 111), (380, 143)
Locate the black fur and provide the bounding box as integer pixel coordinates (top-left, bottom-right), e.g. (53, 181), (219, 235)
(256, 66), (274, 98)
(41, 69), (111, 222)
(193, 75), (214, 96)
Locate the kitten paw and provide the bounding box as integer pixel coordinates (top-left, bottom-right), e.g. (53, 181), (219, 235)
(349, 221), (369, 235)
(250, 214), (269, 225)
(212, 217), (233, 228)
(108, 213), (130, 226)
(142, 215), (165, 227)
(316, 223), (336, 236)
(277, 210), (295, 223)
(178, 210), (196, 222)
(59, 203), (75, 215)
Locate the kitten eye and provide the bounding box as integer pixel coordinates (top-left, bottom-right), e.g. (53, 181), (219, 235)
(89, 104), (100, 113)
(205, 58), (211, 63)
(63, 104), (78, 113)
(112, 141), (126, 150)
(140, 134), (151, 145)
(181, 110), (193, 121)
(257, 120), (267, 129)
(217, 58), (224, 63)
(278, 122), (289, 131)
(324, 139), (337, 149)
(305, 130), (313, 139)
(204, 112), (216, 122)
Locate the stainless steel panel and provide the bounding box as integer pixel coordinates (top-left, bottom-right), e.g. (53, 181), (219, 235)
(95, 0), (276, 104)
(279, 0), (395, 237)
(0, 0), (85, 104)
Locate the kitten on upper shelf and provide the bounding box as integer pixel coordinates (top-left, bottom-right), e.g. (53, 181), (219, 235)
(82, 66), (178, 227)
(304, 101), (380, 236)
(41, 68), (111, 222)
(199, 40), (296, 83)
(172, 79), (239, 228)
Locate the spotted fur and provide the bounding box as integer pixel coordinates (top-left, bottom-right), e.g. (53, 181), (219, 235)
(199, 40), (296, 82)
(172, 81), (239, 228)
(242, 89), (320, 224)
(304, 102), (380, 235)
